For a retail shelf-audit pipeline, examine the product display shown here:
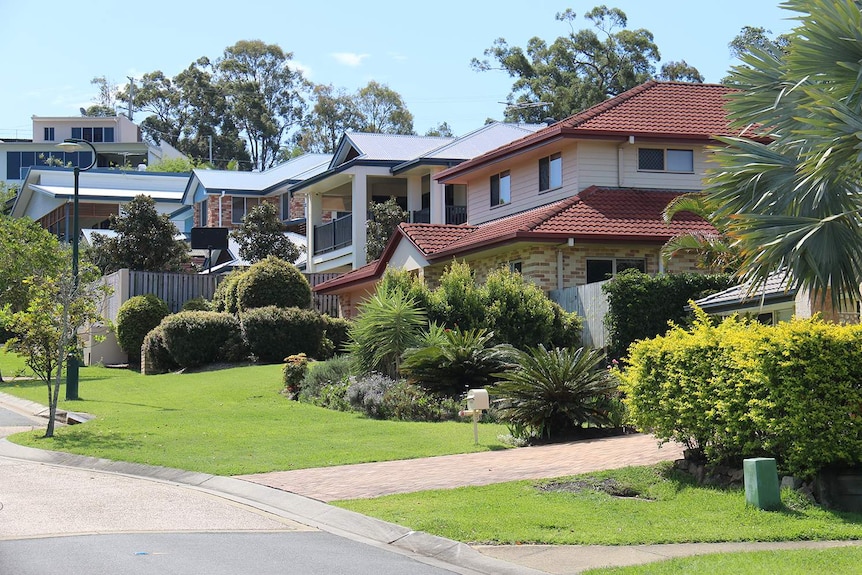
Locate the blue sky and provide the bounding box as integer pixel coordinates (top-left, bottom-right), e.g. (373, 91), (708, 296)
(0, 1), (797, 141)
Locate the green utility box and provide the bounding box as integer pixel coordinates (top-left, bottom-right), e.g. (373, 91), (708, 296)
(744, 457), (781, 510)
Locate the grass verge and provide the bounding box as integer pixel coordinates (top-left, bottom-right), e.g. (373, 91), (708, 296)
(583, 546), (862, 574)
(334, 464), (862, 545)
(0, 361), (509, 475)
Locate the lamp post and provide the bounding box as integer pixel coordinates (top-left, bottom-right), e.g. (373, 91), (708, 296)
(55, 138), (97, 400)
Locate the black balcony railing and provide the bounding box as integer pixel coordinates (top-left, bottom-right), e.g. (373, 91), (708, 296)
(411, 205), (467, 225)
(313, 213), (353, 255)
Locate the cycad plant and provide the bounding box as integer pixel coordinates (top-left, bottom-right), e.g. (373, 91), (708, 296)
(492, 345), (618, 440)
(401, 327), (516, 397)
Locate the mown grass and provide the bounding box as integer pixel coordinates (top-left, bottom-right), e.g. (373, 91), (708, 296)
(0, 360), (509, 475)
(334, 464), (862, 546)
(584, 546), (862, 574)
(0, 349), (33, 378)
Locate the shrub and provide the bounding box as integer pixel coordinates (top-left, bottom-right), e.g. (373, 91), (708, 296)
(347, 289), (426, 378)
(282, 353), (308, 399)
(160, 311), (246, 369)
(401, 327), (516, 397)
(382, 380), (461, 422)
(319, 314), (352, 359)
(620, 309), (862, 478)
(116, 294), (170, 364)
(377, 267), (433, 313)
(602, 269), (733, 359)
(212, 270), (244, 313)
(492, 345), (618, 440)
(427, 261), (486, 331)
(482, 268), (561, 349)
(347, 373), (397, 418)
(241, 306), (324, 363)
(236, 256), (311, 311)
(182, 297), (212, 311)
(299, 355), (353, 403)
(141, 324), (178, 374)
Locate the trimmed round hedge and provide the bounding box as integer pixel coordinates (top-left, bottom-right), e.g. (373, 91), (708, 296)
(160, 311), (246, 369)
(116, 294), (170, 364)
(241, 306), (324, 363)
(236, 256), (311, 311)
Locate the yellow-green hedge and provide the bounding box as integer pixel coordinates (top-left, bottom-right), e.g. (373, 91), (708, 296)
(619, 308), (862, 478)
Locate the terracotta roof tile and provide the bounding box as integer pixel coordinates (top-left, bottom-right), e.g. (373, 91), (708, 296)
(399, 223), (477, 254)
(438, 81), (740, 182)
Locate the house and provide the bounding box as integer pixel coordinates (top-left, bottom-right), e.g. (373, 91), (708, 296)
(315, 80), (743, 318)
(693, 272), (860, 325)
(1, 114), (185, 185)
(12, 166), (190, 240)
(294, 123), (544, 273)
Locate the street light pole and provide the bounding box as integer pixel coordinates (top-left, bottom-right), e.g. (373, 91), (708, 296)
(55, 138), (97, 400)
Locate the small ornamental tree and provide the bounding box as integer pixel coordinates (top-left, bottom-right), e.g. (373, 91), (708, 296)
(231, 202), (301, 264)
(366, 197), (408, 261)
(116, 294), (170, 364)
(235, 256), (311, 311)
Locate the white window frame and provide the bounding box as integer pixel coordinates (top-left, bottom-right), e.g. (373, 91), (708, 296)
(490, 170), (511, 207)
(637, 148), (694, 173)
(539, 152), (562, 192)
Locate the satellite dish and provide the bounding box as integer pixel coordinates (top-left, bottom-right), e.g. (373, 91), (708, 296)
(80, 107), (87, 115)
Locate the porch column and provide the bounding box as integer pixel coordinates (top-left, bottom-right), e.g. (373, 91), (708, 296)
(406, 175), (422, 221)
(306, 191), (323, 272)
(351, 175), (368, 268)
(430, 168), (446, 225)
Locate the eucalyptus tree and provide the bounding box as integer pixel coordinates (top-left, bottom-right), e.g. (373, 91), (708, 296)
(471, 6), (693, 123)
(216, 40), (308, 170)
(355, 81), (414, 135)
(705, 0), (862, 306)
(296, 84), (363, 153)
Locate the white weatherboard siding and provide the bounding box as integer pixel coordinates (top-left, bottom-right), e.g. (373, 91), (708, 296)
(576, 141), (621, 189)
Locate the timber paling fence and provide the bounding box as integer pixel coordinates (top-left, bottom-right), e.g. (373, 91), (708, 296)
(101, 269), (343, 322)
(548, 280), (609, 349)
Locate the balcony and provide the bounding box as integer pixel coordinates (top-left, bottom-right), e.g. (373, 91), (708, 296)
(313, 213), (353, 255)
(410, 205), (467, 225)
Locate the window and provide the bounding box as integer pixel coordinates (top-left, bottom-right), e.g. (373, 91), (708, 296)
(5, 150), (91, 179)
(70, 126), (115, 143)
(281, 193), (291, 220)
(509, 261), (523, 273)
(200, 199), (208, 226)
(638, 148), (694, 173)
(43, 127), (55, 141)
(490, 170), (511, 206)
(586, 258), (645, 283)
(232, 197), (260, 224)
(539, 152), (562, 191)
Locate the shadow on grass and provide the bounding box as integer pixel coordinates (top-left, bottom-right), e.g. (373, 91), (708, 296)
(40, 430), (144, 453)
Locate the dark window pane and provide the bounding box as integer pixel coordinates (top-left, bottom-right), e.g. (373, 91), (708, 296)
(82, 127), (93, 142)
(539, 156), (550, 191)
(232, 197), (245, 223)
(638, 148), (664, 170)
(104, 127), (115, 142)
(71, 127), (81, 139)
(616, 258), (645, 274)
(92, 128), (103, 142)
(490, 174), (500, 206)
(7, 152), (21, 180)
(586, 259), (613, 283)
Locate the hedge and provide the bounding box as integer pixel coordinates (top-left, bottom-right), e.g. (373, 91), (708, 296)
(241, 306), (324, 363)
(160, 311), (246, 369)
(116, 294), (169, 363)
(619, 308), (862, 479)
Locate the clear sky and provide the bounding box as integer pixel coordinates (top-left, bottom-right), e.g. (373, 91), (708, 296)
(0, 0), (797, 141)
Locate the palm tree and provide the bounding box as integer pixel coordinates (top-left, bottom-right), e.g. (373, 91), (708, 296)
(661, 193), (740, 273)
(705, 0), (862, 306)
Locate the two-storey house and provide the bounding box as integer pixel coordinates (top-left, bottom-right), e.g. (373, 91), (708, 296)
(315, 81), (739, 318)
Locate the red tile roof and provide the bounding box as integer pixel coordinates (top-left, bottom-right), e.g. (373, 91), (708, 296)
(314, 187), (717, 293)
(437, 80), (740, 182)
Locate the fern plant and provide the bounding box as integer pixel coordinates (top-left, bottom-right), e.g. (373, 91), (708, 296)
(492, 345), (618, 440)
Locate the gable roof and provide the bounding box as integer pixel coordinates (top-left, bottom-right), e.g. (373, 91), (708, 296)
(331, 132), (453, 165)
(693, 272), (795, 313)
(436, 80), (741, 182)
(314, 187), (716, 293)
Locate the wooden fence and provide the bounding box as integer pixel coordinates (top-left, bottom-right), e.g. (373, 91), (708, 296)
(548, 280), (609, 349)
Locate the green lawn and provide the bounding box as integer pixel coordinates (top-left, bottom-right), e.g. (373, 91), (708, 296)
(584, 546), (862, 575)
(334, 464), (862, 546)
(1, 361), (509, 475)
(0, 349), (33, 378)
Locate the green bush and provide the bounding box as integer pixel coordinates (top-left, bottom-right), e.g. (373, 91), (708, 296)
(141, 324), (178, 374)
(116, 294), (170, 364)
(401, 327), (516, 397)
(241, 306), (324, 363)
(427, 261), (486, 331)
(492, 345), (618, 440)
(382, 380), (462, 422)
(181, 297), (212, 311)
(299, 355), (353, 404)
(212, 270), (243, 313)
(319, 314), (352, 358)
(347, 373), (397, 418)
(602, 269), (733, 359)
(236, 256), (311, 311)
(377, 267), (433, 312)
(160, 311), (246, 369)
(620, 309), (862, 479)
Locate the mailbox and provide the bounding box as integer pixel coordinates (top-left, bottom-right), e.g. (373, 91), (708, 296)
(466, 389), (489, 411)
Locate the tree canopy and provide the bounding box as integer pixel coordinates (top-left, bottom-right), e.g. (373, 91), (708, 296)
(86, 195), (190, 274)
(472, 6), (699, 123)
(0, 216), (66, 315)
(230, 202), (301, 264)
(705, 0), (862, 306)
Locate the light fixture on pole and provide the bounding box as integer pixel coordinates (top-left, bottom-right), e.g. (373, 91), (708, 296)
(55, 137), (98, 400)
